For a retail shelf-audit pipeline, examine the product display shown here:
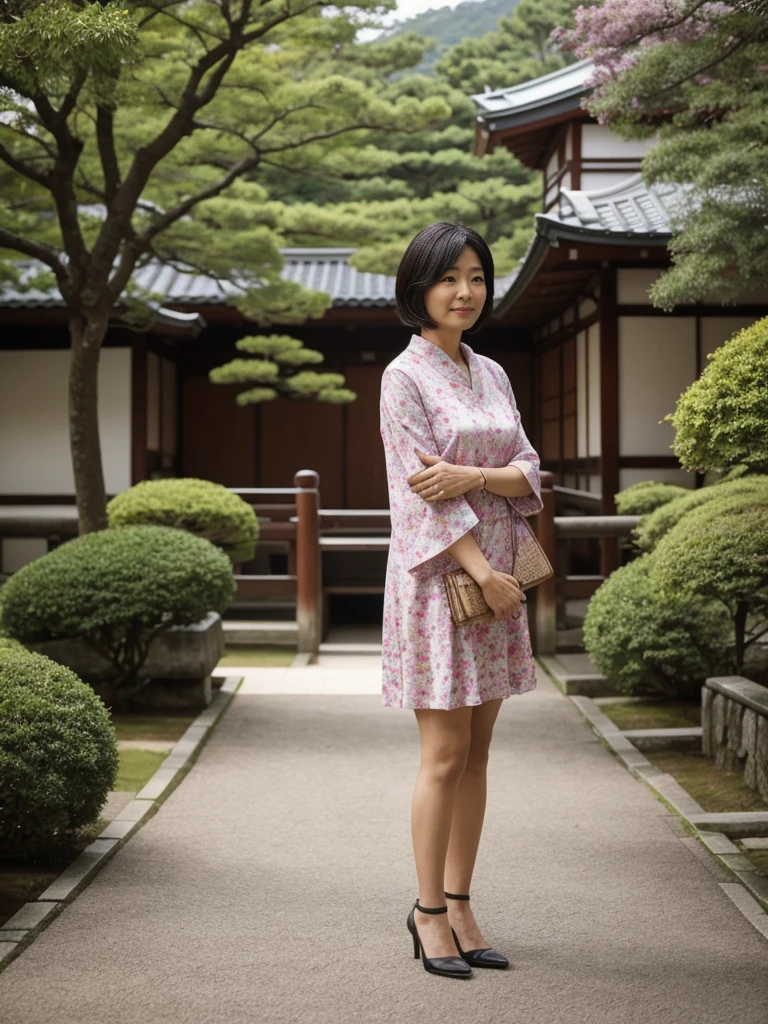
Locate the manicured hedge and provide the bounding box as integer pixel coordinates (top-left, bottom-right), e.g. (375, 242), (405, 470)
(583, 554), (732, 698)
(107, 478), (259, 563)
(0, 526), (235, 695)
(615, 481), (691, 516)
(0, 646), (118, 861)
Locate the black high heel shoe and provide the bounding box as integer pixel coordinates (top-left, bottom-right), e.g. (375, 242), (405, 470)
(407, 899), (472, 978)
(444, 891), (510, 969)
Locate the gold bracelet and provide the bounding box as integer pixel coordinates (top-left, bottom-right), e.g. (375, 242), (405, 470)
(478, 468), (487, 490)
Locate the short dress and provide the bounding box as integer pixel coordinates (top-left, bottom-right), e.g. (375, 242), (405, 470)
(380, 334), (544, 711)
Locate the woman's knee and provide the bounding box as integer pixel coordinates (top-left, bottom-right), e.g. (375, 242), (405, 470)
(419, 747), (469, 784)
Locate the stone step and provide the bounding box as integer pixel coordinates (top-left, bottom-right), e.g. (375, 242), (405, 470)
(688, 812), (768, 837)
(222, 620), (298, 645)
(622, 727), (702, 753)
(539, 654), (619, 697)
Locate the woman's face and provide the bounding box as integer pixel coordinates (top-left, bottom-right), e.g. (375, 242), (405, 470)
(423, 245), (487, 332)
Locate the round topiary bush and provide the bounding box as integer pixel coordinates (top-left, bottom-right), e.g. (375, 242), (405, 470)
(634, 476), (768, 553)
(0, 526), (235, 696)
(0, 645), (118, 862)
(650, 491), (768, 676)
(615, 481), (692, 516)
(583, 554), (732, 698)
(107, 478), (259, 563)
(667, 316), (768, 474)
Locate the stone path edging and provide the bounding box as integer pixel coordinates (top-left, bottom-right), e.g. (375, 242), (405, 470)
(569, 692), (768, 941)
(0, 675), (243, 971)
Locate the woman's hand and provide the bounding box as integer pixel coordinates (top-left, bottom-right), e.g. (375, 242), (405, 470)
(408, 449), (483, 501)
(479, 570), (526, 621)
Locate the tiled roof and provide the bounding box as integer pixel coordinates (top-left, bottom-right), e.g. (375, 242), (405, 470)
(540, 173), (678, 241)
(493, 174), (676, 317)
(472, 59), (594, 131)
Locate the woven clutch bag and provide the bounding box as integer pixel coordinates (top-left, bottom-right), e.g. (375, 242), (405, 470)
(443, 513), (554, 627)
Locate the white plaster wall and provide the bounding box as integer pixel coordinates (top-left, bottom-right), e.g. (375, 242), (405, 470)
(1, 538), (47, 574)
(580, 297), (597, 319)
(576, 330), (588, 458)
(619, 317), (696, 457)
(0, 348), (132, 495)
(588, 475), (602, 495)
(581, 171), (644, 193)
(619, 467), (695, 492)
(588, 324), (601, 456)
(581, 125), (657, 158)
(700, 317), (756, 361)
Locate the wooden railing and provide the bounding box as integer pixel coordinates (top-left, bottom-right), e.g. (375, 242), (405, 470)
(0, 469), (639, 659)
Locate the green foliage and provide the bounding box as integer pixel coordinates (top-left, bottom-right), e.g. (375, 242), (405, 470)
(0, 645), (118, 862)
(634, 476), (768, 553)
(650, 491), (768, 673)
(210, 334), (357, 407)
(666, 317), (768, 474)
(0, 526), (235, 694)
(106, 479), (260, 563)
(583, 554), (732, 698)
(614, 480), (692, 516)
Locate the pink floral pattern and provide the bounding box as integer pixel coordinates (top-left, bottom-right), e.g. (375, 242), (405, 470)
(380, 334), (544, 711)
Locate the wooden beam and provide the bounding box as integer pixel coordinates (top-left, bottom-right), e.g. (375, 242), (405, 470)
(599, 267), (620, 576)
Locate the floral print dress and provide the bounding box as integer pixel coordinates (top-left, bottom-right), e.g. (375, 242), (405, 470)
(380, 334), (544, 711)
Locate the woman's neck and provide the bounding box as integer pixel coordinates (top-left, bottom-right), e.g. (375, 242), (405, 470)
(419, 327), (463, 363)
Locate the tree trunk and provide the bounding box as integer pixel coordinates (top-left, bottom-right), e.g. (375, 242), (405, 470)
(735, 600), (749, 675)
(69, 314), (110, 534)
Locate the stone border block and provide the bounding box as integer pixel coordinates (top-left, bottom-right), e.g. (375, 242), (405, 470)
(38, 839), (119, 901)
(98, 819), (138, 841)
(719, 884), (768, 940)
(2, 902), (58, 932)
(113, 799), (154, 823)
(135, 768), (180, 801)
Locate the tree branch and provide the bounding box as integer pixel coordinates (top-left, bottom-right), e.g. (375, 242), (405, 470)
(0, 140), (51, 188)
(96, 105), (121, 202)
(0, 227), (66, 283)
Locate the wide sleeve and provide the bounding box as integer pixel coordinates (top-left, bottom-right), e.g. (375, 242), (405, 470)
(380, 368), (479, 574)
(496, 366), (544, 519)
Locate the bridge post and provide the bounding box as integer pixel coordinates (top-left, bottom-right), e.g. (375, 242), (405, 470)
(294, 470), (321, 656)
(530, 471), (557, 657)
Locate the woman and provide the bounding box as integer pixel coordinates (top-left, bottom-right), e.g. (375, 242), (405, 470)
(379, 222), (543, 979)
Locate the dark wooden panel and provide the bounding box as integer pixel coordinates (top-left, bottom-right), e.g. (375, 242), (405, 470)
(260, 397), (343, 507)
(182, 377), (256, 486)
(344, 365), (389, 509)
(492, 350), (532, 427)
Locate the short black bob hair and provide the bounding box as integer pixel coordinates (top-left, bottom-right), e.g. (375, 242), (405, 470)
(395, 222), (494, 335)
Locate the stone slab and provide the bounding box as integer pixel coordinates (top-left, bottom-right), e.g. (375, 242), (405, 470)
(37, 840), (118, 901)
(221, 620), (298, 645)
(718, 883), (768, 940)
(112, 799), (154, 823)
(646, 774), (705, 817)
(698, 831), (741, 856)
(0, 941), (19, 961)
(741, 838), (768, 850)
(0, 931), (28, 942)
(135, 768), (180, 801)
(98, 819), (137, 840)
(623, 728), (702, 753)
(735, 871), (768, 906)
(2, 902), (58, 931)
(689, 812), (768, 837)
(718, 854), (758, 873)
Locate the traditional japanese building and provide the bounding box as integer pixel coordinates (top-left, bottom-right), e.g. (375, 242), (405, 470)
(472, 59), (768, 507)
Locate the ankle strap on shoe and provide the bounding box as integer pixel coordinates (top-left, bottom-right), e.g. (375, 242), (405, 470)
(415, 899), (447, 914)
(444, 891), (470, 901)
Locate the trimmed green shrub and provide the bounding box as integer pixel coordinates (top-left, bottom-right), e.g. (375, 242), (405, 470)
(615, 481), (692, 516)
(0, 526), (235, 696)
(666, 316), (768, 474)
(634, 476), (768, 553)
(0, 646), (118, 862)
(107, 478), (259, 563)
(650, 492), (768, 675)
(583, 555), (733, 698)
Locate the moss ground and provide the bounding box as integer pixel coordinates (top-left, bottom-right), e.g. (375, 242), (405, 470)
(599, 701), (701, 731)
(646, 750), (768, 813)
(217, 645), (296, 667)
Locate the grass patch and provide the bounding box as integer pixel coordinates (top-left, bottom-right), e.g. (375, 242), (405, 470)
(646, 750), (768, 813)
(115, 748), (168, 791)
(600, 701), (701, 731)
(110, 713), (196, 742)
(217, 645), (296, 667)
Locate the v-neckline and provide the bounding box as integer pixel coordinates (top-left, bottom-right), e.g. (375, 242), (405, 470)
(410, 335), (476, 392)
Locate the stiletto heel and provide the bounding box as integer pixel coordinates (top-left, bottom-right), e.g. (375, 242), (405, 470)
(406, 900), (472, 978)
(444, 891), (510, 969)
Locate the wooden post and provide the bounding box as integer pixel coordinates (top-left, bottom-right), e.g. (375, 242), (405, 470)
(531, 470), (557, 656)
(294, 470), (320, 656)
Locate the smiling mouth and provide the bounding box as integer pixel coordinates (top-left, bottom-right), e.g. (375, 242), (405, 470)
(452, 308), (474, 312)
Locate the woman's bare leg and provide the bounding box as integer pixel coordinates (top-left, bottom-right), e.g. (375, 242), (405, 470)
(444, 698), (504, 951)
(411, 706), (472, 958)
